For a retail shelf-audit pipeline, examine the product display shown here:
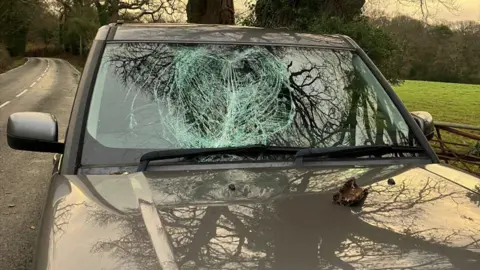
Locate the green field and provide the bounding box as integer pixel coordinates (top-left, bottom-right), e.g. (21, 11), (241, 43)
(394, 80), (480, 126)
(395, 80), (480, 174)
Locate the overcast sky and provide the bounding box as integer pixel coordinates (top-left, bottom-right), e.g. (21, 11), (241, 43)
(372, 0), (479, 22)
(234, 0), (480, 22)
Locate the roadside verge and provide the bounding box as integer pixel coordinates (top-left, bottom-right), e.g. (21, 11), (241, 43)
(0, 58), (28, 75)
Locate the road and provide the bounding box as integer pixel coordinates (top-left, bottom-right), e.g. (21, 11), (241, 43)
(0, 58), (79, 270)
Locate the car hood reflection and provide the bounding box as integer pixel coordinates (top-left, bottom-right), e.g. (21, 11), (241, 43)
(38, 164), (480, 270)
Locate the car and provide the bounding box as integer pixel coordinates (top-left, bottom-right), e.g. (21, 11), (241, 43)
(7, 23), (480, 270)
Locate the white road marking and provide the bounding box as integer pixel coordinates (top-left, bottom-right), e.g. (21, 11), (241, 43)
(11, 58), (51, 104)
(24, 59), (49, 91)
(16, 89), (28, 97)
(0, 101), (11, 109)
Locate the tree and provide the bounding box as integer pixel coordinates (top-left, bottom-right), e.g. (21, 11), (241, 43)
(252, 0), (365, 28)
(93, 0), (181, 25)
(0, 0), (39, 56)
(370, 14), (480, 84)
(53, 0), (100, 55)
(28, 2), (59, 51)
(186, 0), (235, 24)
(243, 0), (401, 83)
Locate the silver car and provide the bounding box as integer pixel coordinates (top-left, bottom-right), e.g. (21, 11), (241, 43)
(7, 23), (480, 270)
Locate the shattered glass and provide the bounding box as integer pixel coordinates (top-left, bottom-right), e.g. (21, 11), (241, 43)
(152, 46), (295, 148)
(83, 43), (414, 165)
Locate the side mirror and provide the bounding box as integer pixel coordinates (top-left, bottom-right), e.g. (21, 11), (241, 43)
(410, 111), (434, 140)
(7, 112), (64, 153)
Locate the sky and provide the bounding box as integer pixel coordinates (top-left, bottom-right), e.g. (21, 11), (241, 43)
(372, 0), (480, 22)
(234, 0), (480, 22)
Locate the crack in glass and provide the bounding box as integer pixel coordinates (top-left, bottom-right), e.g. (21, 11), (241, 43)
(83, 43), (415, 164)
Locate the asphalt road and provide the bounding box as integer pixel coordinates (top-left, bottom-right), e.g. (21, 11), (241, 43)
(0, 58), (79, 270)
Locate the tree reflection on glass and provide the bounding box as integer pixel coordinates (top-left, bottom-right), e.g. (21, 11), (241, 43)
(467, 185), (480, 207)
(91, 42), (413, 159)
(84, 167), (480, 269)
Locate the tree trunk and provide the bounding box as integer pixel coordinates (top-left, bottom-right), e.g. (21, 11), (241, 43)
(79, 35), (83, 57)
(58, 21), (64, 51)
(108, 0), (119, 23)
(94, 0), (119, 24)
(187, 0), (235, 24)
(94, 1), (109, 25)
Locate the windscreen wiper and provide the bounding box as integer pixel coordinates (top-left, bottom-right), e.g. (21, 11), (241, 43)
(295, 145), (424, 164)
(137, 144), (303, 172)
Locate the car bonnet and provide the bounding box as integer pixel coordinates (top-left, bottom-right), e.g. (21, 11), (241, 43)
(35, 164), (480, 270)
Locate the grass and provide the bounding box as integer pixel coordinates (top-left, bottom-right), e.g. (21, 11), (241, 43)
(63, 56), (86, 72)
(394, 80), (480, 175)
(0, 57), (27, 74)
(9, 57), (27, 70)
(394, 80), (480, 126)
(54, 54), (86, 72)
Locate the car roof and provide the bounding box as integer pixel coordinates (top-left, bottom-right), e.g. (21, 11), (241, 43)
(96, 23), (354, 49)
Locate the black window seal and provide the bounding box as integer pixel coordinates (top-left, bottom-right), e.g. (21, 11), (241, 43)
(105, 40), (356, 51)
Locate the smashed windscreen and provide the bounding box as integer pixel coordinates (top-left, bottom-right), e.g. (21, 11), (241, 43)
(83, 43), (414, 165)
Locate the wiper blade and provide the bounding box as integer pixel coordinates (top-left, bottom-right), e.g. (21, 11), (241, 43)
(295, 145), (424, 163)
(137, 144), (302, 172)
